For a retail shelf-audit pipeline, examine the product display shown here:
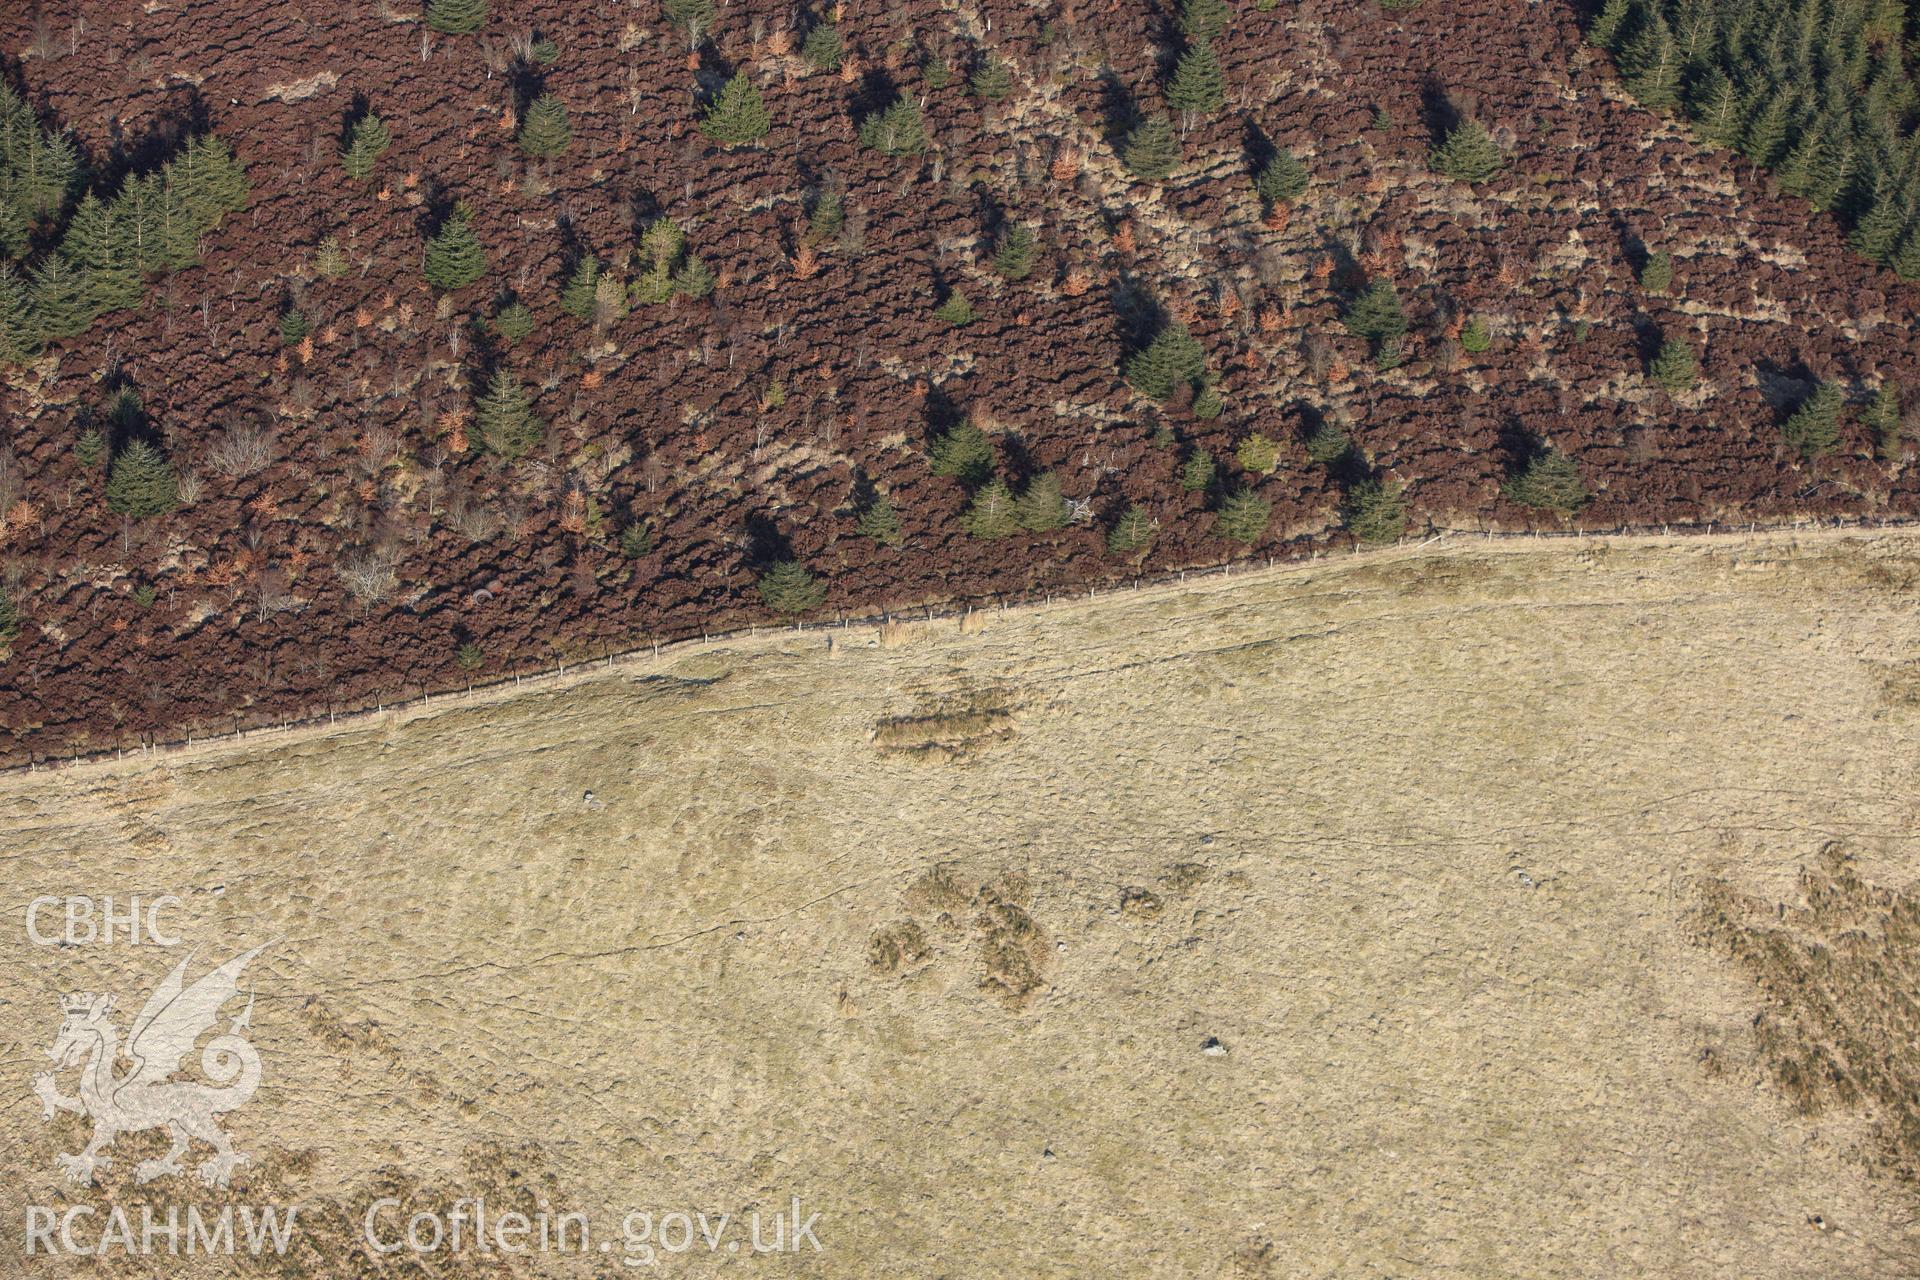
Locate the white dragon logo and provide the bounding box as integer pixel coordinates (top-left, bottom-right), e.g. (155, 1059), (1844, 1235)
(32, 943), (272, 1188)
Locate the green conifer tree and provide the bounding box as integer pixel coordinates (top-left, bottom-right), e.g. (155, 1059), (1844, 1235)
(105, 439), (180, 518)
(1639, 250), (1674, 294)
(112, 173), (160, 273)
(150, 176), (202, 271)
(1215, 489), (1271, 543)
(1253, 150), (1309, 204)
(1803, 121), (1855, 213)
(1180, 0), (1232, 40)
(641, 217), (686, 271)
(1342, 279), (1407, 348)
(802, 23), (843, 71)
(1650, 337), (1697, 393)
(757, 560), (827, 615)
(992, 223), (1038, 280)
(1180, 447), (1216, 492)
(1015, 471), (1068, 531)
(1891, 226), (1920, 280)
(962, 478), (1021, 538)
(1741, 90), (1795, 166)
(806, 190), (845, 243)
(473, 367), (545, 459)
(1782, 384), (1844, 457)
(1587, 0), (1632, 48)
(315, 233), (351, 278)
(1236, 433), (1280, 474)
(1431, 119), (1502, 183)
(0, 264), (39, 366)
(1866, 384), (1904, 459)
(859, 98), (928, 157)
(856, 494), (904, 545)
(423, 204), (488, 291)
(518, 94), (573, 158)
(971, 56), (1015, 101)
(425, 0), (488, 35)
(0, 197), (26, 260)
(1304, 422), (1352, 464)
(1107, 505), (1157, 555)
(701, 73), (771, 146)
(1167, 41), (1227, 122)
(928, 421), (995, 483)
(15, 130), (78, 220)
(672, 254), (715, 299)
(1619, 12), (1682, 112)
(29, 252), (95, 340)
(342, 113), (392, 181)
(618, 521), (655, 557)
(560, 255), (601, 318)
(1689, 69), (1745, 149)
(1849, 190), (1906, 264)
(1776, 122), (1824, 198)
(934, 291), (974, 326)
(1346, 479), (1407, 545)
(172, 134), (249, 230)
(61, 192), (144, 313)
(1503, 449), (1590, 512)
(494, 300), (534, 343)
(591, 273), (629, 325)
(1122, 114), (1182, 181)
(665, 0), (717, 44)
(1126, 321), (1207, 401)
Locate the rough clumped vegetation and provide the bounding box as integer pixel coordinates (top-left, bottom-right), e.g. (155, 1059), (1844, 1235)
(5, 0), (1920, 757)
(1695, 845), (1920, 1187)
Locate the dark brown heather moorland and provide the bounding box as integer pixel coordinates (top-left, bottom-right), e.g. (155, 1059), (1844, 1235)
(0, 0), (1917, 762)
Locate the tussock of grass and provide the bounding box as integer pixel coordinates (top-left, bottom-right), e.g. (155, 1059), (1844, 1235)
(1695, 843), (1920, 1185)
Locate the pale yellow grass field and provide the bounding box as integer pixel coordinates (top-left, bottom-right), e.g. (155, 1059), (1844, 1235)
(3, 530), (1919, 1277)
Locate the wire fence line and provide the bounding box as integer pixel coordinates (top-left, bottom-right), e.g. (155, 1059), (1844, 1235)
(12, 510), (1920, 776)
